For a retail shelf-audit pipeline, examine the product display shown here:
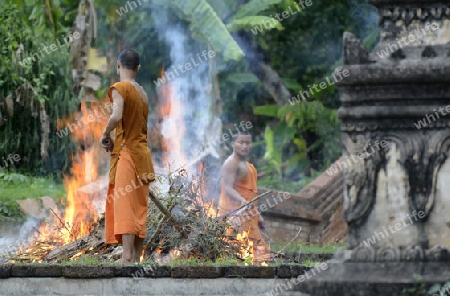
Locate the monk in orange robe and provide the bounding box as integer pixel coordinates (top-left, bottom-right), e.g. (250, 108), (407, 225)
(218, 131), (268, 261)
(101, 48), (155, 264)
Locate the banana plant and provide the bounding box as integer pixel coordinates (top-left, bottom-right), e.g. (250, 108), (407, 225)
(149, 0), (290, 62)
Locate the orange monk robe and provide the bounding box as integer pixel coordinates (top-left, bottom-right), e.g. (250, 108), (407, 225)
(104, 81), (156, 245)
(217, 162), (264, 246)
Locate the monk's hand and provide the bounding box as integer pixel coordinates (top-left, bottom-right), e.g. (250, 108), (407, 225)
(101, 132), (114, 152)
(258, 216), (265, 231)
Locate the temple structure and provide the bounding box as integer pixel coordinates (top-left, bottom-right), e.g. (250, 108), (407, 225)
(296, 0), (450, 294)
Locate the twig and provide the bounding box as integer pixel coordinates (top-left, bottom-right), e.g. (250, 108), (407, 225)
(214, 191), (271, 220)
(49, 208), (81, 249)
(271, 227), (302, 261)
(49, 208), (69, 232)
(149, 189), (179, 225)
(144, 202), (176, 251)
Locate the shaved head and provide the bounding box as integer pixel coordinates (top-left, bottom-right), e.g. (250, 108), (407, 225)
(118, 48), (140, 70)
(232, 130), (252, 142)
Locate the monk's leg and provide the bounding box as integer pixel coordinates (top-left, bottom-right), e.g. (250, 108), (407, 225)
(120, 234), (135, 264)
(134, 236), (144, 263)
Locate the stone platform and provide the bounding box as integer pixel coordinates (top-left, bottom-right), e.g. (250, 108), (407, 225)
(295, 262), (450, 296)
(0, 264), (321, 296)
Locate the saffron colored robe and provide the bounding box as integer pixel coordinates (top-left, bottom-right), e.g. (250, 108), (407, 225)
(105, 81), (155, 244)
(218, 162), (264, 244)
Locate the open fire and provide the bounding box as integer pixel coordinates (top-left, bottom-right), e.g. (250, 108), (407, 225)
(15, 101), (109, 261)
(12, 68), (260, 264)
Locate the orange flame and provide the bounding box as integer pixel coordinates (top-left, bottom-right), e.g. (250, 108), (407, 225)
(59, 101), (110, 244)
(158, 67), (186, 170)
(26, 100), (111, 258)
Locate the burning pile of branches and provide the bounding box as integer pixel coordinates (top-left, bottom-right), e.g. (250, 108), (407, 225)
(7, 166), (257, 264)
(144, 167), (250, 262)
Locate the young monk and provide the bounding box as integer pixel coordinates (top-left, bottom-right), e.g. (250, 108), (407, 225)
(101, 48), (155, 264)
(217, 130), (269, 262)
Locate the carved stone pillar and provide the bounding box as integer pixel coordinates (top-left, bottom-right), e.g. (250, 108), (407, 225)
(341, 0), (450, 261)
(295, 1), (450, 295)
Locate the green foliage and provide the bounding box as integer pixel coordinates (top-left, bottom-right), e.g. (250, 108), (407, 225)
(0, 200), (25, 221)
(11, 0), (79, 40)
(0, 171), (64, 220)
(59, 254), (106, 265)
(253, 100), (340, 190)
(151, 0), (245, 61)
(0, 1), (78, 177)
(226, 16), (283, 32)
(428, 281), (450, 295)
(216, 0), (377, 188)
(233, 0), (284, 19)
(0, 172), (65, 200)
(401, 284), (428, 296)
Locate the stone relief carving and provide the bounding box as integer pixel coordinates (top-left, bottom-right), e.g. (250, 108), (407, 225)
(349, 244), (450, 262)
(378, 6), (450, 28)
(376, 244), (401, 261)
(402, 245), (425, 261)
(425, 245), (450, 261)
(342, 133), (384, 223)
(351, 243), (376, 262)
(340, 119), (450, 132)
(342, 131), (450, 224)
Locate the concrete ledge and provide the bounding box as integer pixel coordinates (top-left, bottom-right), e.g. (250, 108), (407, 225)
(0, 277), (291, 296)
(0, 264), (12, 278)
(295, 262), (450, 296)
(62, 266), (115, 278)
(0, 264), (314, 279)
(223, 266), (276, 278)
(285, 253), (334, 263)
(11, 265), (62, 277)
(277, 265), (311, 278)
(171, 266), (223, 278)
(114, 265), (171, 277)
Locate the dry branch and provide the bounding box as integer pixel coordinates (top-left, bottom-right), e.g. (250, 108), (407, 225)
(214, 191), (271, 220)
(144, 202), (176, 252)
(45, 219), (104, 261)
(149, 189), (179, 225)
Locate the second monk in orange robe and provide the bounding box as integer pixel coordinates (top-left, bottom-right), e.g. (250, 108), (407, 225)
(218, 130), (268, 262)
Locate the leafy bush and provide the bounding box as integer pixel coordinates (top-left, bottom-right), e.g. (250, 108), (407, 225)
(0, 2), (78, 178)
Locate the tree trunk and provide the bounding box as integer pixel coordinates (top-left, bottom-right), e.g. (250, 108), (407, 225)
(232, 30), (292, 106)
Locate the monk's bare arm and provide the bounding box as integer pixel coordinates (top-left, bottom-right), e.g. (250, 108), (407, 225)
(103, 89), (124, 136)
(221, 158), (246, 205)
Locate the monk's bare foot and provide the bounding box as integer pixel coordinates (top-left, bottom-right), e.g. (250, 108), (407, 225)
(119, 257), (133, 265)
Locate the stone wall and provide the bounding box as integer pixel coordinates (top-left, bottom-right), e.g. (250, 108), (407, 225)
(0, 264), (316, 296)
(258, 158), (347, 246)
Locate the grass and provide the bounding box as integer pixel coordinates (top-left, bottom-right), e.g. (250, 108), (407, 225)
(258, 169), (324, 194)
(300, 257), (325, 267)
(270, 240), (346, 254)
(11, 251), (329, 267)
(167, 256), (247, 267)
(0, 172), (65, 221)
(60, 254), (106, 265)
